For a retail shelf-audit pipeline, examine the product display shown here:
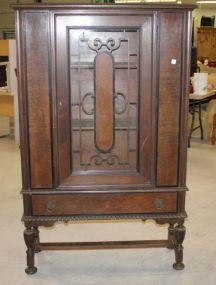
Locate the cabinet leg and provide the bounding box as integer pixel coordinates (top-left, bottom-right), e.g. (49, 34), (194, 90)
(24, 227), (37, 275)
(167, 223), (175, 249)
(33, 227), (41, 253)
(173, 223), (186, 270)
(211, 114), (216, 145)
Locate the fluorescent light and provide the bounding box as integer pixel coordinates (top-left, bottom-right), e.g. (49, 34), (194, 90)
(144, 0), (176, 2)
(115, 0), (177, 2)
(197, 1), (216, 3)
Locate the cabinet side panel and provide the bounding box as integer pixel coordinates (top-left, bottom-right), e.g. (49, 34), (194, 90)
(178, 12), (192, 187)
(25, 12), (52, 188)
(157, 12), (183, 186)
(15, 10), (30, 189)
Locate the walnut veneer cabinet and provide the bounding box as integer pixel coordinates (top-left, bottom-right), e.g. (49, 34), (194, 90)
(13, 3), (195, 274)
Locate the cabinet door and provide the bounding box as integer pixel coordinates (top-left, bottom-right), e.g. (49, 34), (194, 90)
(54, 14), (155, 190)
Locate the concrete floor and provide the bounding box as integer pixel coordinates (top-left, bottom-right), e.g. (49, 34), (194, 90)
(0, 137), (216, 285)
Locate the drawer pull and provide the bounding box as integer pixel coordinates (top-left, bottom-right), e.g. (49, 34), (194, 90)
(46, 200), (56, 212)
(154, 198), (164, 210)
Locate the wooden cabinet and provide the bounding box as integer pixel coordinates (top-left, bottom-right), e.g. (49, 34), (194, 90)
(13, 3), (195, 274)
(197, 27), (216, 60)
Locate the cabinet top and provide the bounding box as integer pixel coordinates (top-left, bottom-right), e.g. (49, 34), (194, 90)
(12, 3), (196, 11)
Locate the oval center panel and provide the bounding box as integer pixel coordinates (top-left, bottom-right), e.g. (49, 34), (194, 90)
(94, 52), (114, 153)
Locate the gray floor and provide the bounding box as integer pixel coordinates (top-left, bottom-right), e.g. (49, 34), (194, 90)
(0, 137), (216, 285)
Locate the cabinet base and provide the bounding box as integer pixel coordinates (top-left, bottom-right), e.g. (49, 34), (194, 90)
(23, 215), (186, 274)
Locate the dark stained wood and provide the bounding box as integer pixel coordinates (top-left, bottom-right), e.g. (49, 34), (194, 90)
(38, 240), (169, 251)
(167, 223), (175, 249)
(23, 194), (32, 216)
(139, 15), (154, 183)
(32, 192), (177, 215)
(21, 186), (188, 195)
(12, 3), (197, 10)
(95, 52), (114, 152)
(157, 12), (183, 186)
(61, 172), (151, 189)
(13, 3), (195, 274)
(15, 10), (30, 189)
(55, 16), (71, 184)
(177, 192), (186, 213)
(56, 15), (154, 187)
(178, 11), (193, 187)
(24, 227), (37, 274)
(25, 12), (52, 188)
(173, 223), (186, 270)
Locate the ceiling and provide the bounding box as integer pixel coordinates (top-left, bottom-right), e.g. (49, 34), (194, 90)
(182, 0), (216, 8)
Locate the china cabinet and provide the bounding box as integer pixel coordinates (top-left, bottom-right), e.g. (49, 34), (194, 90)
(13, 3), (195, 274)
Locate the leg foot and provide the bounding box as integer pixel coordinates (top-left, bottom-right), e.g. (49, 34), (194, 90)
(24, 227), (38, 274)
(173, 262), (185, 270)
(25, 266), (37, 275)
(173, 222), (186, 270)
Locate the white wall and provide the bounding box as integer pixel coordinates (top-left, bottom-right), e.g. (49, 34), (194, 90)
(193, 8), (216, 47)
(8, 39), (19, 144)
(0, 0), (94, 39)
(0, 1), (15, 39)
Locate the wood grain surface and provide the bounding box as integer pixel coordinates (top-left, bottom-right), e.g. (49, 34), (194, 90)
(95, 52), (114, 152)
(32, 192), (177, 215)
(25, 12), (52, 188)
(157, 12), (183, 186)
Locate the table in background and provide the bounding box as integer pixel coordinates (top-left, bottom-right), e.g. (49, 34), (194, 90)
(188, 90), (216, 147)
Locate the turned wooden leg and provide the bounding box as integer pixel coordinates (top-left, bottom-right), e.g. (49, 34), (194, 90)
(167, 223), (175, 249)
(33, 227), (41, 253)
(173, 222), (186, 270)
(24, 227), (38, 275)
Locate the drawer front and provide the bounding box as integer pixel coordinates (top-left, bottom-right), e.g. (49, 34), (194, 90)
(32, 192), (177, 216)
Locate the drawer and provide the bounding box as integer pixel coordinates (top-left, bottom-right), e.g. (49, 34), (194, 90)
(32, 192), (177, 216)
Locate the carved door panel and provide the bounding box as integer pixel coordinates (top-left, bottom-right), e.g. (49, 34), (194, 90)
(54, 15), (155, 190)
